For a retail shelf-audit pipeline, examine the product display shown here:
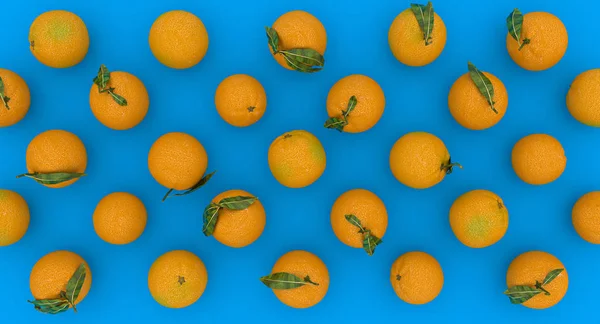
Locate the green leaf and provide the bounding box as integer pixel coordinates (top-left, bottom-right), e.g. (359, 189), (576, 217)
(467, 62), (497, 114)
(93, 64), (110, 90)
(28, 298), (71, 315)
(542, 268), (565, 287)
(65, 264), (86, 310)
(218, 196), (258, 210)
(0, 76), (10, 110)
(363, 231), (383, 256)
(16, 172), (86, 185)
(410, 2), (434, 45)
(506, 8), (530, 50)
(260, 272), (319, 289)
(343, 96), (358, 118)
(504, 285), (542, 304)
(163, 171), (216, 201)
(324, 117), (347, 131)
(108, 89), (128, 106)
(280, 48), (325, 73)
(202, 203), (221, 236)
(345, 214), (364, 232)
(265, 26), (280, 54)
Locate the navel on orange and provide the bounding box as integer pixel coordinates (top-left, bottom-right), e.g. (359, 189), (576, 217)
(0, 189), (30, 246)
(93, 192), (147, 245)
(390, 251), (444, 304)
(215, 74), (266, 127)
(0, 69), (31, 127)
(511, 134), (566, 185)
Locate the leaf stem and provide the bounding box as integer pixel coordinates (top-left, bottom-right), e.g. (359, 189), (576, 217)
(162, 189), (174, 202)
(518, 38), (531, 51)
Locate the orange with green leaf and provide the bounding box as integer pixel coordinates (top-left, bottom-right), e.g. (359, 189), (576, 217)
(0, 69), (30, 128)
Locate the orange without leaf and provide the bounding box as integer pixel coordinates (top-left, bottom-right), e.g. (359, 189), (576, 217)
(0, 69), (31, 127)
(511, 134), (566, 185)
(566, 69), (600, 127)
(0, 189), (30, 246)
(390, 251), (444, 305)
(215, 74), (266, 127)
(572, 191), (600, 244)
(93, 192), (147, 245)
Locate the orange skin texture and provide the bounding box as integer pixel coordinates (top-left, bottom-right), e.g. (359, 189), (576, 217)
(89, 71), (149, 130)
(93, 192), (147, 245)
(268, 130), (326, 188)
(506, 251), (568, 309)
(148, 132), (208, 191)
(215, 74), (266, 127)
(511, 134), (566, 185)
(148, 250), (208, 309)
(211, 189), (266, 248)
(389, 132), (455, 189)
(448, 72), (508, 130)
(506, 12), (568, 71)
(330, 189), (388, 248)
(390, 251), (444, 305)
(0, 69), (31, 127)
(149, 10), (209, 69)
(572, 191), (600, 244)
(388, 9), (447, 67)
(269, 251), (329, 308)
(0, 189), (30, 246)
(270, 11), (327, 70)
(566, 69), (600, 127)
(30, 251), (92, 305)
(29, 10), (89, 68)
(449, 190), (508, 248)
(326, 75), (385, 133)
(26, 130), (87, 188)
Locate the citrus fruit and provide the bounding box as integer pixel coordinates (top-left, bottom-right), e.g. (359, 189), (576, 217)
(93, 192), (147, 245)
(388, 4), (447, 67)
(149, 10), (209, 69)
(389, 131), (460, 189)
(506, 11), (568, 71)
(262, 250), (329, 308)
(325, 74), (385, 133)
(572, 191), (600, 244)
(448, 69), (508, 130)
(511, 134), (566, 185)
(330, 189), (387, 255)
(505, 251), (568, 309)
(22, 130), (87, 188)
(29, 251), (92, 308)
(449, 190), (508, 248)
(390, 251), (444, 305)
(215, 74), (266, 127)
(29, 10), (89, 68)
(0, 69), (31, 127)
(268, 130), (326, 188)
(89, 66), (149, 130)
(268, 10), (327, 71)
(207, 189), (266, 248)
(0, 189), (30, 246)
(566, 69), (600, 127)
(148, 250), (208, 309)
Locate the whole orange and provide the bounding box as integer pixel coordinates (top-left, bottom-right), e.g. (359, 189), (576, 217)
(390, 251), (444, 304)
(0, 189), (30, 246)
(566, 69), (600, 127)
(93, 192), (147, 245)
(0, 69), (31, 128)
(211, 189), (266, 248)
(572, 191), (600, 244)
(215, 74), (266, 127)
(511, 134), (566, 185)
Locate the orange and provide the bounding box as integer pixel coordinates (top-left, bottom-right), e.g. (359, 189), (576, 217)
(390, 251), (444, 305)
(572, 191), (600, 244)
(389, 131), (460, 189)
(148, 250), (208, 309)
(449, 190), (508, 248)
(215, 74), (266, 127)
(268, 130), (326, 188)
(330, 189), (387, 252)
(29, 10), (89, 68)
(0, 189), (30, 246)
(388, 7), (447, 67)
(89, 70), (149, 130)
(149, 10), (209, 69)
(506, 12), (568, 71)
(93, 192), (147, 245)
(506, 251), (568, 309)
(448, 72), (508, 130)
(211, 189), (266, 248)
(325, 75), (385, 133)
(0, 69), (31, 127)
(148, 132), (208, 191)
(269, 11), (327, 70)
(25, 130), (87, 188)
(30, 251), (92, 305)
(268, 250), (329, 308)
(511, 134), (566, 185)
(566, 69), (600, 127)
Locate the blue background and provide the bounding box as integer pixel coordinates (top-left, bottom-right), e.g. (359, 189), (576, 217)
(1, 0), (598, 322)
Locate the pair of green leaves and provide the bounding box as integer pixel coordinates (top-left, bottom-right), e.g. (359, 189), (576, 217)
(324, 96), (357, 132)
(93, 64), (128, 106)
(28, 264), (87, 315)
(162, 171), (216, 202)
(507, 8), (530, 51)
(17, 172), (86, 185)
(202, 195), (258, 236)
(441, 157), (462, 175)
(260, 272), (319, 289)
(410, 2), (434, 46)
(504, 268), (565, 304)
(265, 27), (325, 73)
(468, 62), (498, 114)
(0, 77), (10, 110)
(345, 214), (383, 256)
